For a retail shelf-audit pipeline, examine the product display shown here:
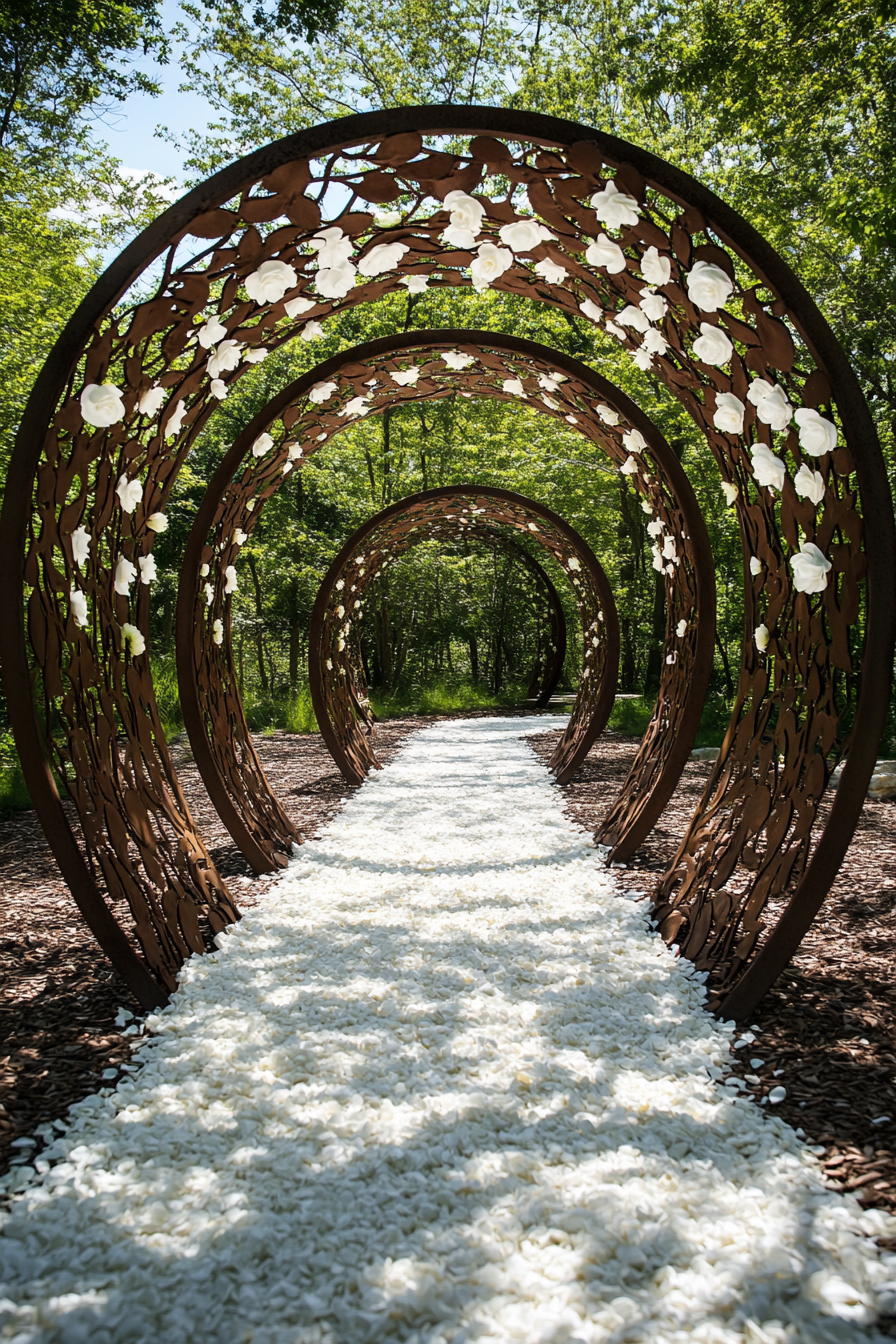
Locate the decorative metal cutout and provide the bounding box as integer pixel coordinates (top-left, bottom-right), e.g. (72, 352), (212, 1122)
(1, 107), (891, 1019)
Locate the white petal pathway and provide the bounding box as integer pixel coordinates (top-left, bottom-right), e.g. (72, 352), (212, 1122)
(1, 717), (895, 1343)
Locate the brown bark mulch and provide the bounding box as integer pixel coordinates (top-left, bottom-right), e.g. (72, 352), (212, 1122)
(2, 715), (896, 1247)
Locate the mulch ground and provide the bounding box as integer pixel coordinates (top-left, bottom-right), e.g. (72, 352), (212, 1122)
(2, 714), (896, 1252)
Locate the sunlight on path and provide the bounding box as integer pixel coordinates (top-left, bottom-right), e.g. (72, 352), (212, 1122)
(1, 718), (894, 1343)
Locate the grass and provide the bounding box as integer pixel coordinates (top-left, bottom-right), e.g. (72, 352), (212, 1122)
(607, 692), (734, 749)
(370, 678), (522, 719)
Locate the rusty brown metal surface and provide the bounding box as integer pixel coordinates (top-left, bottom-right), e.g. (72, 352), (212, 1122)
(1, 108), (890, 1017)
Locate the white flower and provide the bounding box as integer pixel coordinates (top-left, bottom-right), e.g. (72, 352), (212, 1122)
(113, 556), (137, 595)
(642, 328), (668, 355)
(641, 246), (671, 286)
(224, 565), (238, 595)
(641, 499), (653, 514)
(502, 378), (526, 397)
(242, 347), (268, 364)
(120, 622), (145, 656)
(301, 321), (324, 341)
(444, 189), (486, 235)
(794, 463), (825, 504)
(623, 428), (647, 453)
(470, 242), (513, 292)
(314, 260), (357, 299)
(651, 545), (664, 572)
(442, 351), (474, 370)
(252, 433), (274, 457)
(233, 529), (247, 546)
(287, 443), (303, 460)
(80, 383), (126, 429)
(578, 299), (603, 324)
(585, 234), (626, 274)
(116, 475), (143, 514)
(639, 289), (668, 323)
(565, 414), (577, 424)
(71, 526), (91, 565)
(204, 582), (214, 605)
(212, 618), (224, 645)
(282, 462), (292, 475)
(591, 179), (641, 228)
(498, 219), (555, 253)
(138, 554), (157, 584)
(340, 396), (370, 418)
(534, 258), (568, 285)
(374, 209), (402, 228)
(539, 373), (565, 393)
(751, 443), (786, 491)
(390, 367), (420, 387)
(596, 404), (620, 425)
(198, 316), (227, 349)
(309, 380), (338, 404)
(721, 482), (739, 505)
(692, 323), (733, 366)
(209, 379), (228, 400)
(754, 623), (770, 651)
(632, 348), (654, 371)
(750, 556), (763, 576)
(606, 321), (626, 341)
(712, 393), (746, 434)
(400, 274), (429, 293)
(146, 512), (168, 534)
(616, 304), (651, 333)
(284, 295), (317, 319)
(326, 658), (333, 670)
(794, 407), (837, 456)
(358, 241), (409, 277)
(619, 455), (638, 476)
(70, 588), (88, 627)
(441, 221), (479, 249)
(676, 619), (687, 637)
(747, 379), (793, 432)
(245, 259), (298, 304)
(791, 540), (832, 593)
(541, 393), (560, 410)
(207, 340), (241, 378)
(567, 556), (581, 571)
(687, 260), (734, 312)
(200, 563), (209, 577)
(138, 385), (166, 418)
(309, 228), (354, 269)
(647, 519), (664, 537)
(662, 536), (677, 561)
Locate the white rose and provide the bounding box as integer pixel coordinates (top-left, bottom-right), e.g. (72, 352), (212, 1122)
(567, 556), (581, 571)
(138, 385), (166, 418)
(301, 321), (324, 341)
(646, 519), (664, 537)
(641, 499), (653, 514)
(314, 260), (357, 299)
(676, 619), (687, 637)
(590, 179), (641, 228)
(400, 274), (429, 293)
(623, 428), (647, 453)
(535, 258), (568, 285)
(721, 482), (739, 505)
(686, 259), (734, 312)
(80, 383), (125, 428)
(750, 556), (763, 576)
(71, 526), (91, 565)
(200, 564), (209, 577)
(204, 582), (214, 606)
(746, 379), (791, 432)
(284, 295), (316, 319)
(578, 299), (603, 323)
(212, 618), (224, 645)
(252, 433), (274, 457)
(146, 512), (168, 533)
(643, 328), (668, 355)
(639, 289), (668, 323)
(444, 190), (486, 233)
(498, 219), (555, 253)
(224, 565), (238, 595)
(209, 379), (228, 400)
(116, 475), (143, 514)
(470, 242), (513, 292)
(207, 340), (241, 378)
(309, 380), (338, 404)
(121, 622), (145, 657)
(232, 529), (247, 546)
(541, 393), (560, 410)
(632, 347), (654, 370)
(596, 404), (620, 425)
(641, 246), (671, 286)
(712, 392), (746, 434)
(565, 414), (578, 425)
(662, 536), (677, 561)
(606, 321), (626, 341)
(245, 259), (298, 304)
(308, 228), (354, 268)
(794, 463), (825, 504)
(374, 210), (402, 228)
(138, 554), (157, 584)
(651, 545), (664, 572)
(794, 407), (837, 456)
(692, 323), (733, 366)
(791, 540), (832, 593)
(442, 351), (474, 370)
(287, 443), (303, 460)
(620, 455), (639, 476)
(114, 556), (137, 595)
(441, 221), (479, 249)
(390, 367), (420, 387)
(340, 396), (370, 418)
(70, 588), (88, 628)
(585, 233), (626, 274)
(242, 347), (268, 364)
(754, 623), (770, 651)
(198, 316), (227, 348)
(503, 378), (526, 397)
(751, 443), (786, 491)
(616, 304), (651, 333)
(358, 241), (409, 277)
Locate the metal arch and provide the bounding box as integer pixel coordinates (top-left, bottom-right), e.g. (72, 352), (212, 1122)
(177, 330), (712, 884)
(1, 107), (890, 1018)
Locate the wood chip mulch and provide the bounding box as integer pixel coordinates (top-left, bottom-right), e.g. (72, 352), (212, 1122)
(2, 714), (896, 1256)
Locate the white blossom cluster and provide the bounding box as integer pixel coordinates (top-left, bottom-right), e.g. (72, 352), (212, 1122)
(1, 719), (894, 1343)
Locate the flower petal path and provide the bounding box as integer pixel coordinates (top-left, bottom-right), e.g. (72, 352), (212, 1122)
(1, 718), (894, 1343)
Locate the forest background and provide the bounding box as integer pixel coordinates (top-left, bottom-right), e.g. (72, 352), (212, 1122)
(0, 0), (894, 802)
